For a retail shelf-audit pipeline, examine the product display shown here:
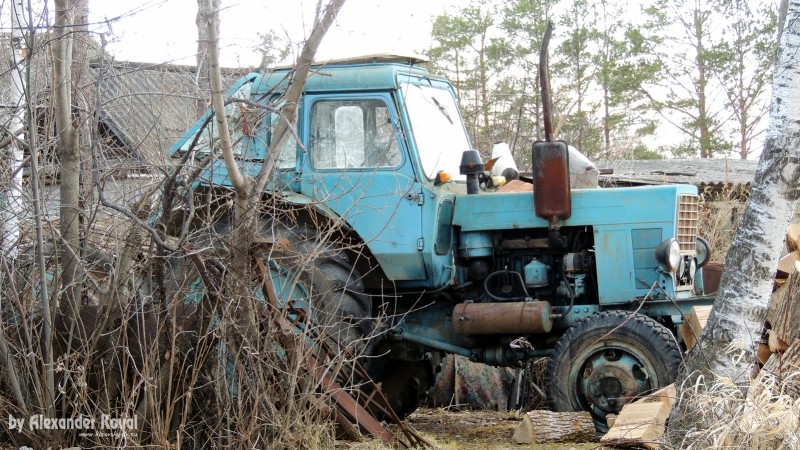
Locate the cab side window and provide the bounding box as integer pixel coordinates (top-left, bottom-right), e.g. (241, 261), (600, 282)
(310, 99), (401, 169)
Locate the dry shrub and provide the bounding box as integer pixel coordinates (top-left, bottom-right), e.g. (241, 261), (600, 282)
(0, 195), (379, 448)
(698, 184), (748, 264)
(675, 370), (800, 449)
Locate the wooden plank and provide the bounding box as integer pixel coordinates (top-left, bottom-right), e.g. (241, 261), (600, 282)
(512, 410), (596, 444)
(632, 384), (676, 409)
(600, 401), (669, 449)
(680, 305), (713, 350)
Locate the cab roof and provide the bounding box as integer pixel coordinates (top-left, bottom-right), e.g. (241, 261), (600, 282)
(250, 53), (442, 95)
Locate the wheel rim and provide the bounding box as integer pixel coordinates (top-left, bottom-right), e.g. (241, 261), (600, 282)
(263, 261), (311, 311)
(571, 341), (659, 420)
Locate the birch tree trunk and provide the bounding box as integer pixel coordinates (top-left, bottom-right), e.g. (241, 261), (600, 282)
(669, 0), (800, 441)
(1, 0), (27, 257)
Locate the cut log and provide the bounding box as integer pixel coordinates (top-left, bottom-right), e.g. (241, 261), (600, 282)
(788, 224), (800, 252)
(758, 339), (800, 399)
(777, 252), (799, 276)
(679, 305), (712, 350)
(512, 410), (596, 444)
(600, 401), (669, 450)
(767, 263), (800, 344)
(768, 331), (790, 353)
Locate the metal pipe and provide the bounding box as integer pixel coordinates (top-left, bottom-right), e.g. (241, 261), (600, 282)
(394, 329), (473, 358)
(453, 301), (553, 336)
(539, 21), (554, 142)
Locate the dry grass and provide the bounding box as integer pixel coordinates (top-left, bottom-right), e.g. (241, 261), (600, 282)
(698, 185), (748, 264)
(675, 370), (800, 449)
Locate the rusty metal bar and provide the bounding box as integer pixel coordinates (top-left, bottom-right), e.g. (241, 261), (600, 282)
(539, 21), (554, 142)
(255, 258), (431, 449)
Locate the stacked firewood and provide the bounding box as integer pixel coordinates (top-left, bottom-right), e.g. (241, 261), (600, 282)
(759, 224), (800, 396)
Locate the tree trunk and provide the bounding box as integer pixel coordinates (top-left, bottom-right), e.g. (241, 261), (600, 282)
(199, 0), (347, 340)
(53, 0), (81, 311)
(669, 0), (800, 442)
(695, 9), (711, 158)
(2, 0), (26, 257)
(195, 0), (220, 117)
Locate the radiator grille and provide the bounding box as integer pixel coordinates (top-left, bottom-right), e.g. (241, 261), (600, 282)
(677, 194), (699, 253)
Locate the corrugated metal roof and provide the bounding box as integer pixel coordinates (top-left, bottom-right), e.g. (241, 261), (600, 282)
(88, 60), (248, 169)
(596, 159), (758, 189)
(0, 32), (249, 172)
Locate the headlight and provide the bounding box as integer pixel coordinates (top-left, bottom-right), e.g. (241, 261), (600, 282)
(696, 236), (712, 268)
(655, 238), (681, 273)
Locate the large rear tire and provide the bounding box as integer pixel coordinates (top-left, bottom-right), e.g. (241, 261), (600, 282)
(545, 311), (682, 431)
(267, 223), (373, 371)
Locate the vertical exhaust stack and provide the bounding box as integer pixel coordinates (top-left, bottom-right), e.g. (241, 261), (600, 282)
(532, 22), (571, 244)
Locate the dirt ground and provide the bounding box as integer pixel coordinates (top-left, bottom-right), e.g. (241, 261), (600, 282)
(343, 407), (599, 450)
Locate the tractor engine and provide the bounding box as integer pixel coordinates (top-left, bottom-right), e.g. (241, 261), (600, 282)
(466, 227), (596, 316)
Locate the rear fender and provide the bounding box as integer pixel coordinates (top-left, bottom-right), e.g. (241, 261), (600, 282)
(276, 191), (386, 289)
(278, 191), (351, 232)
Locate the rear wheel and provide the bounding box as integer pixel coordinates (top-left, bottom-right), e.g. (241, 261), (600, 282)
(272, 223), (449, 418)
(545, 311), (682, 431)
(267, 223), (373, 368)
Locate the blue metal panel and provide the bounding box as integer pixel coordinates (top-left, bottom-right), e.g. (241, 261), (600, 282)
(459, 231), (494, 258)
(631, 228), (663, 288)
(419, 188), (457, 289)
(452, 185), (698, 230)
(594, 228), (636, 302)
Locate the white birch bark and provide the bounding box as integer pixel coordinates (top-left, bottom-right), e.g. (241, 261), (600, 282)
(669, 0), (800, 441)
(1, 0), (27, 258)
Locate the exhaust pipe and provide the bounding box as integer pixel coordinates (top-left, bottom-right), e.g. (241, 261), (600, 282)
(533, 22), (571, 230)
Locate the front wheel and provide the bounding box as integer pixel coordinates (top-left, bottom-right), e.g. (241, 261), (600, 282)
(545, 311), (682, 431)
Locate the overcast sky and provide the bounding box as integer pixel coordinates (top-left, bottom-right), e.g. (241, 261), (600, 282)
(88, 0), (458, 67)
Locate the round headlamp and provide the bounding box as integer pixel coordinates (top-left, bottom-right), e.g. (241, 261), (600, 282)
(688, 257), (698, 283)
(696, 236), (712, 268)
(655, 238), (681, 273)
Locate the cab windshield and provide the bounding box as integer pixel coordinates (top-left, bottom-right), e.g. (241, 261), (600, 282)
(402, 83), (471, 180)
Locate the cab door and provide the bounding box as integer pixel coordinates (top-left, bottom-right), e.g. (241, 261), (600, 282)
(299, 93), (428, 282)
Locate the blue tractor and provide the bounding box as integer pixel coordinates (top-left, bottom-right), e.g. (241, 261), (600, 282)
(169, 54), (714, 427)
